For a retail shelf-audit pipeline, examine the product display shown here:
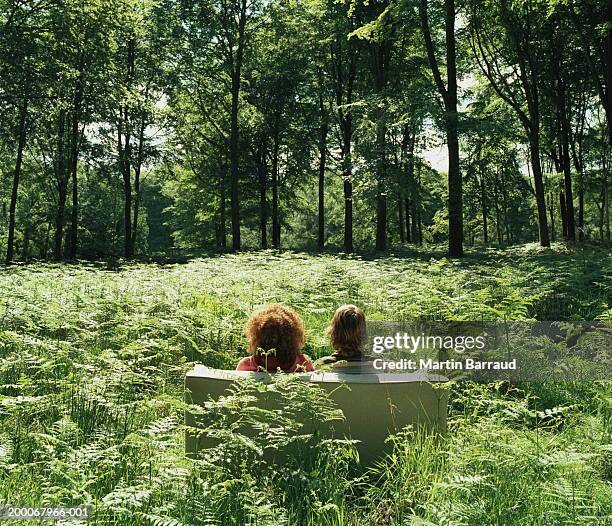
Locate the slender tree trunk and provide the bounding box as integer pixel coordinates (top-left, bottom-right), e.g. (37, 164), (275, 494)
(445, 0), (463, 256)
(271, 127), (280, 249)
(559, 99), (576, 240)
(447, 115), (462, 255)
(343, 177), (353, 252)
(68, 74), (83, 259)
(528, 134), (551, 246)
(494, 171), (502, 245)
(53, 110), (67, 260)
(420, 0), (463, 257)
(229, 0), (247, 252)
(417, 202), (423, 246)
(480, 173), (488, 244)
(317, 101), (328, 251)
(257, 146), (267, 249)
(578, 188), (584, 241)
(413, 162), (422, 245)
(404, 198), (411, 243)
(570, 139), (585, 241)
(342, 121), (354, 253)
(408, 133), (418, 244)
(219, 165), (226, 249)
(598, 183), (605, 242)
(606, 24), (612, 147)
(122, 154), (132, 258)
(55, 181), (68, 259)
(548, 193), (556, 242)
(372, 35), (389, 252)
(411, 186), (419, 245)
(131, 110), (146, 253)
(604, 165), (610, 241)
(398, 193), (405, 243)
(336, 25), (356, 254)
(118, 111), (133, 259)
(375, 119), (387, 251)
(400, 126), (410, 244)
(559, 191), (568, 240)
(6, 99), (28, 265)
(229, 66), (241, 251)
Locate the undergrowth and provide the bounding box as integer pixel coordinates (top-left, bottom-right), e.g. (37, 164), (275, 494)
(0, 246), (610, 525)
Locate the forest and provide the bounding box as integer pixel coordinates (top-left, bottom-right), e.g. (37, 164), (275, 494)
(1, 0), (612, 524)
(0, 0), (610, 262)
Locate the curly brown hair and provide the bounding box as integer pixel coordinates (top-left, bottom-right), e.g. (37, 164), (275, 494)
(327, 304), (366, 358)
(245, 304), (306, 367)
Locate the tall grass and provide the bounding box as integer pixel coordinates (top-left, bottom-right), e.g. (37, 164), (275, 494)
(0, 246), (610, 525)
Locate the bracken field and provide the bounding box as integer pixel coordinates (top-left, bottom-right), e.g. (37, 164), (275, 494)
(0, 245), (611, 526)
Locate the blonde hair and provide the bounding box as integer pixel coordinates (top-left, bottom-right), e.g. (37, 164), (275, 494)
(245, 304), (305, 367)
(327, 304), (366, 357)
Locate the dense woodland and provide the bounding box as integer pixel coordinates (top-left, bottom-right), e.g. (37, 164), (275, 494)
(0, 0), (610, 261)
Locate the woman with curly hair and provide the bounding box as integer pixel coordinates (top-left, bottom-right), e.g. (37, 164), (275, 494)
(236, 304), (314, 373)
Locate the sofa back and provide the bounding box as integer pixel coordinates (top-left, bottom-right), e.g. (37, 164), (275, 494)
(185, 365), (449, 464)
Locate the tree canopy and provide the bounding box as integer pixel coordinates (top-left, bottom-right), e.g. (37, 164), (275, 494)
(0, 0), (610, 261)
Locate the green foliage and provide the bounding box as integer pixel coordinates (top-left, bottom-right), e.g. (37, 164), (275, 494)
(0, 249), (609, 524)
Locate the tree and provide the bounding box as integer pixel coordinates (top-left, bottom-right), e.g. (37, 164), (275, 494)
(420, 0), (463, 257)
(468, 0), (551, 247)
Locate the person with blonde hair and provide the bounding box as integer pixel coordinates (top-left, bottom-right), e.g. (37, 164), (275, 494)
(236, 304), (314, 373)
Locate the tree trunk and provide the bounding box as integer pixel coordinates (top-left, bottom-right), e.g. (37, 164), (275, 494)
(53, 110), (67, 260)
(528, 134), (551, 246)
(68, 74), (83, 259)
(398, 193), (406, 243)
(445, 0), (463, 257)
(570, 137), (585, 242)
(341, 122), (353, 253)
(559, 191), (568, 240)
(604, 166), (610, 241)
(559, 92), (576, 240)
(271, 127), (280, 249)
(606, 19), (612, 146)
(413, 162), (422, 245)
(122, 162), (132, 259)
(118, 109), (133, 259)
(480, 173), (488, 244)
(404, 197), (411, 243)
(229, 66), (241, 251)
(219, 163), (227, 249)
(343, 177), (353, 253)
(400, 126), (410, 244)
(375, 119), (387, 251)
(131, 110), (147, 254)
(6, 99), (28, 265)
(548, 193), (556, 243)
(417, 202), (423, 246)
(411, 185), (419, 245)
(494, 171), (502, 245)
(372, 33), (389, 252)
(447, 120), (462, 256)
(229, 0), (247, 252)
(578, 188), (584, 241)
(119, 41), (135, 259)
(420, 0), (463, 257)
(317, 102), (328, 251)
(257, 146), (267, 249)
